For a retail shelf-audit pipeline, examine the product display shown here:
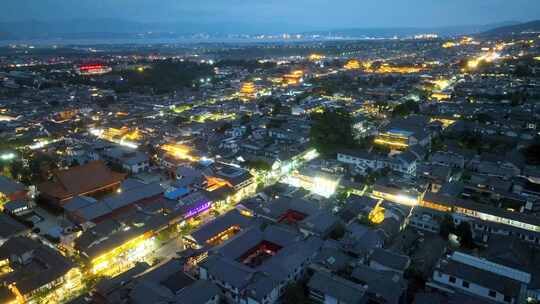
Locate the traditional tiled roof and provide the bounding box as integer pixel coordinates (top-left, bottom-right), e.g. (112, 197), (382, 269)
(38, 160), (126, 202)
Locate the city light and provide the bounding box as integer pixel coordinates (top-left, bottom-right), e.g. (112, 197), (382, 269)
(91, 233), (155, 275)
(90, 127), (141, 148)
(368, 204), (385, 224)
(371, 65), (424, 74)
(302, 149), (320, 161)
(467, 51), (501, 70)
(161, 143), (199, 161)
(308, 54), (325, 61)
(0, 153), (15, 161)
(28, 139), (59, 150)
(312, 176), (338, 198)
(432, 79), (451, 90)
(282, 70), (304, 86)
(442, 41), (457, 48)
(373, 138), (409, 148)
(239, 82), (257, 100)
(344, 59), (361, 70)
(184, 201), (212, 219)
(206, 176), (232, 191)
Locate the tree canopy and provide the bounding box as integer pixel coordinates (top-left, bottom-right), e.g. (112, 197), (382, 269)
(115, 59), (213, 93)
(310, 108), (355, 156)
(524, 138), (540, 165)
(392, 100), (419, 117)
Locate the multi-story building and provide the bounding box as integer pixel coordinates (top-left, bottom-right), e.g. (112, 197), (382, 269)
(428, 251), (530, 304)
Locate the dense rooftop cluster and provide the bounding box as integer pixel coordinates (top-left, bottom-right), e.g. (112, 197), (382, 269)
(0, 27), (539, 304)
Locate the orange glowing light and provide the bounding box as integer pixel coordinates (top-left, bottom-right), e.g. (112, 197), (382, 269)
(239, 82), (257, 100)
(206, 176), (232, 191)
(308, 54), (324, 61)
(161, 143), (199, 162)
(282, 70), (304, 86)
(344, 59), (361, 70)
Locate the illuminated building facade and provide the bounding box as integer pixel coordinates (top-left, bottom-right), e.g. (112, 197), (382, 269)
(88, 231), (155, 276)
(184, 209), (256, 250)
(366, 64), (424, 74)
(90, 127), (142, 148)
(205, 163), (256, 205)
(0, 237), (81, 303)
(344, 59), (361, 70)
(286, 169), (340, 198)
(239, 82), (257, 100)
(308, 54), (325, 61)
(429, 252), (529, 304)
(374, 116), (432, 150)
(431, 92), (451, 101)
(371, 184), (420, 206)
(374, 129), (413, 150)
(282, 70), (304, 86)
(337, 150), (417, 176)
(160, 143), (200, 162)
(76, 64), (112, 76)
(421, 192), (540, 244)
(51, 109), (78, 123)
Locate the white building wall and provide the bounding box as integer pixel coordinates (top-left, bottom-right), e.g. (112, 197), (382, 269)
(433, 270), (515, 304)
(323, 295), (338, 304)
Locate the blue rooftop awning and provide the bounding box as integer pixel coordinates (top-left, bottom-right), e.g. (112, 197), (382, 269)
(165, 187), (189, 200)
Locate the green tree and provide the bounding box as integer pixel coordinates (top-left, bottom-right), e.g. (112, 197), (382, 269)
(240, 114), (251, 124)
(473, 113), (491, 124)
(392, 100), (419, 117)
(244, 160), (271, 171)
(374, 101), (389, 114)
(524, 139), (540, 165)
(439, 215), (455, 238)
(329, 222), (346, 240)
(70, 159), (80, 167)
(310, 108), (355, 156)
(456, 221), (474, 248)
(514, 64), (533, 77)
(282, 283), (309, 304)
(29, 153), (59, 183)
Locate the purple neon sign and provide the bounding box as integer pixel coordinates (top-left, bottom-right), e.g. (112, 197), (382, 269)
(184, 201), (212, 219)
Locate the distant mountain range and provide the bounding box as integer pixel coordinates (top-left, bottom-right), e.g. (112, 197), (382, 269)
(298, 22), (519, 38)
(0, 19), (312, 40)
(0, 19), (537, 41)
(478, 20), (540, 37)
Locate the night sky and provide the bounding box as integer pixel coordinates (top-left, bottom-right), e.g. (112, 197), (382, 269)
(2, 0), (539, 30)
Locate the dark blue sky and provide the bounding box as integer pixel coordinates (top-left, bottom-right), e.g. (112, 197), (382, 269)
(2, 0), (539, 29)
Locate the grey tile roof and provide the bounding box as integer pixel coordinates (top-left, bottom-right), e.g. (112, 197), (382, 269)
(299, 212), (340, 236)
(69, 182), (164, 222)
(201, 225), (323, 301)
(351, 264), (406, 304)
(189, 209), (255, 245)
(0, 175), (25, 195)
(437, 258), (521, 297)
(0, 212), (28, 239)
(370, 248), (410, 272)
(0, 237), (74, 295)
(174, 280), (221, 304)
(246, 197), (320, 221)
(308, 270), (366, 304)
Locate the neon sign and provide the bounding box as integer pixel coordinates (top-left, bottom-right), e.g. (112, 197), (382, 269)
(184, 201), (212, 219)
(80, 64), (104, 71)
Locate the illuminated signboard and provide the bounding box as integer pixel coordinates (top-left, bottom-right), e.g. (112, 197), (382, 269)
(184, 201), (212, 219)
(80, 64), (104, 71)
